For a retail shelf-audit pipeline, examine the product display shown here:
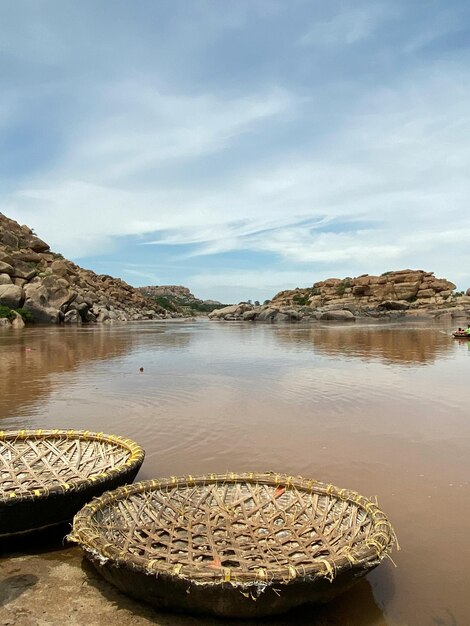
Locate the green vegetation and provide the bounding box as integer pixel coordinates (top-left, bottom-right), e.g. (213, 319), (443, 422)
(0, 305), (16, 321)
(292, 293), (310, 306)
(186, 300), (225, 313)
(153, 296), (179, 312)
(0, 306), (33, 322)
(336, 280), (352, 296)
(151, 295), (227, 314)
(15, 308), (34, 322)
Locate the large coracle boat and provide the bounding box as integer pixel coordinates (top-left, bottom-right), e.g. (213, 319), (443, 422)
(0, 429), (144, 537)
(70, 472), (396, 617)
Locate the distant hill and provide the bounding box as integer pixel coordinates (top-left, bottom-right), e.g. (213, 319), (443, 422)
(138, 285), (227, 315)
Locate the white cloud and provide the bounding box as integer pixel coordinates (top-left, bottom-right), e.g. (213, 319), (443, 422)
(298, 3), (399, 46)
(187, 269), (319, 303)
(2, 12), (470, 295)
(66, 84), (294, 182)
(190, 269), (316, 290)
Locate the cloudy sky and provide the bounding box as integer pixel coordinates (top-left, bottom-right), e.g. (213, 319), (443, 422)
(1, 1), (470, 302)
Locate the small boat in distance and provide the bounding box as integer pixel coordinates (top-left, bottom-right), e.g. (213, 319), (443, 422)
(452, 331), (470, 339)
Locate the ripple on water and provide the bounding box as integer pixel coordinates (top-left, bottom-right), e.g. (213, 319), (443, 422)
(1, 321), (470, 625)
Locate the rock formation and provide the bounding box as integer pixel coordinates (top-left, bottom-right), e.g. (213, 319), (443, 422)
(0, 213), (170, 325)
(139, 285), (195, 301)
(139, 284), (224, 314)
(272, 270), (458, 309)
(209, 270), (470, 323)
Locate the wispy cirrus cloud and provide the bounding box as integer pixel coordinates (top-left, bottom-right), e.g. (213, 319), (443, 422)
(297, 2), (400, 46)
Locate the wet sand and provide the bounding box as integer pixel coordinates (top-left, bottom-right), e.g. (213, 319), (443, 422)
(1, 320), (469, 625)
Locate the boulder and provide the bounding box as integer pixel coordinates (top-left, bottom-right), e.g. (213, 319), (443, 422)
(0, 284), (24, 308)
(97, 308), (111, 323)
(29, 236), (50, 253)
(208, 304), (252, 319)
(378, 300), (409, 311)
(0, 261), (14, 276)
(430, 279), (456, 292)
(11, 311), (25, 329)
(369, 275), (387, 285)
(242, 310), (257, 320)
(23, 276), (76, 323)
(416, 289), (435, 298)
(1, 231), (19, 249)
(12, 259), (37, 280)
(393, 281), (420, 300)
(51, 260), (69, 277)
(320, 310), (355, 321)
(64, 309), (81, 324)
(67, 301), (89, 321)
(280, 309), (303, 320)
(13, 250), (42, 263)
(0, 317), (10, 327)
(257, 307), (278, 321)
(0, 273), (12, 286)
(352, 285), (370, 296)
(392, 272), (421, 284)
(274, 313), (290, 321)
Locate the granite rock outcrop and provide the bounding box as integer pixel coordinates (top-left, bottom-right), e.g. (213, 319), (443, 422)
(139, 284), (223, 315)
(209, 270), (470, 323)
(0, 213), (170, 325)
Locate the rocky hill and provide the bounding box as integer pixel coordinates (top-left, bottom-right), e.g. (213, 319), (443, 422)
(210, 270), (470, 323)
(0, 213), (170, 326)
(139, 285), (196, 304)
(138, 284), (224, 314)
(272, 270), (458, 308)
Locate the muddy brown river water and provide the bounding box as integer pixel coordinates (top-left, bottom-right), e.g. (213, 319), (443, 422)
(0, 319), (469, 626)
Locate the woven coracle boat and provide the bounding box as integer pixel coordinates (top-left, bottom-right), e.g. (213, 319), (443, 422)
(0, 429), (144, 538)
(70, 472), (396, 617)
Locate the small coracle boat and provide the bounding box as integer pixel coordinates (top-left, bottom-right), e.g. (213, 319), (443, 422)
(0, 429), (144, 538)
(70, 472), (396, 617)
(452, 332), (470, 339)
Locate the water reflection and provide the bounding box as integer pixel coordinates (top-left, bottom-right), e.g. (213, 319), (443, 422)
(0, 323), (192, 422)
(1, 320), (469, 625)
(273, 323), (453, 365)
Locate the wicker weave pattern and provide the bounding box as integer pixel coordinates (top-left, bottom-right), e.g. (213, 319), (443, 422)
(0, 430), (144, 500)
(71, 473), (395, 585)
